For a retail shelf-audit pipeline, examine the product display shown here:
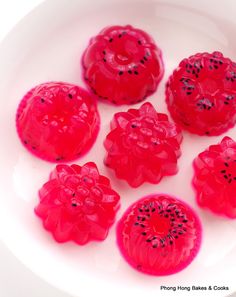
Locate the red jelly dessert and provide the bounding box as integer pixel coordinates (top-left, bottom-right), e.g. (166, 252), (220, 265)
(35, 162), (120, 244)
(104, 102), (182, 187)
(16, 82), (100, 162)
(166, 51), (236, 136)
(82, 25), (164, 105)
(193, 137), (236, 218)
(117, 194), (202, 276)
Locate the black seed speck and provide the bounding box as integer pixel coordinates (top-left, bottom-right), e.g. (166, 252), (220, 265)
(221, 170), (226, 173)
(182, 219), (188, 223)
(41, 98), (45, 103)
(24, 140), (28, 144)
(71, 203), (77, 207)
(109, 38), (113, 42)
(134, 222), (139, 226)
(134, 71), (139, 75)
(138, 40), (142, 45)
(141, 232), (147, 236)
(119, 71), (123, 75)
(137, 264), (142, 270)
(32, 146), (36, 150)
(224, 162), (229, 167)
(118, 34), (122, 38)
(152, 208), (156, 212)
(140, 224), (145, 228)
(102, 50), (106, 55)
(68, 94), (73, 99)
(128, 70), (132, 74)
(103, 58), (107, 62)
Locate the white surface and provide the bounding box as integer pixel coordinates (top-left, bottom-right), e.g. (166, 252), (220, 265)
(0, 0), (42, 41)
(0, 0), (236, 297)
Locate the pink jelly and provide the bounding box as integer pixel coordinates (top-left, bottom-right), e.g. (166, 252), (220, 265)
(104, 102), (183, 187)
(117, 194), (202, 276)
(83, 25), (164, 105)
(16, 82), (100, 162)
(166, 51), (236, 136)
(35, 162), (120, 244)
(193, 136), (236, 218)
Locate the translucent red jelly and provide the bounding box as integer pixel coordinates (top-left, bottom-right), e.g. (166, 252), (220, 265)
(35, 162), (120, 244)
(117, 194), (202, 276)
(83, 25), (164, 105)
(104, 102), (183, 187)
(16, 82), (100, 162)
(193, 136), (236, 218)
(166, 51), (236, 136)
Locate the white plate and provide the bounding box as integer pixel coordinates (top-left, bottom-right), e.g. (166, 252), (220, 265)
(0, 0), (236, 296)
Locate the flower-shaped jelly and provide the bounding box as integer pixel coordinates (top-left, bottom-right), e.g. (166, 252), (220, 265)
(193, 136), (236, 218)
(104, 102), (183, 187)
(35, 162), (120, 244)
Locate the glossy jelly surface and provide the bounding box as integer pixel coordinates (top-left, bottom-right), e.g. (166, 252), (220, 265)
(166, 52), (236, 136)
(16, 82), (100, 162)
(104, 102), (182, 187)
(117, 194), (202, 276)
(193, 136), (236, 218)
(35, 162), (120, 244)
(83, 25), (164, 105)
